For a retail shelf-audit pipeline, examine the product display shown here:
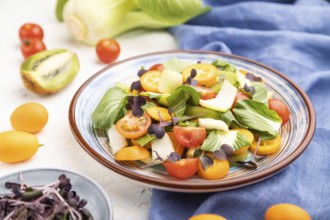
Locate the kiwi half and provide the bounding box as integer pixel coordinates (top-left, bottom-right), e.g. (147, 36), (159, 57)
(20, 49), (80, 95)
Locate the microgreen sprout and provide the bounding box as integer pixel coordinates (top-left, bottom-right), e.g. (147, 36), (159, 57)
(167, 152), (181, 163)
(235, 137), (264, 169)
(200, 155), (214, 171)
(0, 174), (93, 220)
(213, 144), (233, 161)
(137, 67), (147, 77)
(186, 68), (198, 86)
(246, 72), (263, 82)
(243, 83), (256, 95)
(130, 80), (142, 91)
(126, 95), (146, 117)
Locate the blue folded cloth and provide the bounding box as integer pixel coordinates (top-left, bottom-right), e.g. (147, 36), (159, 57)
(149, 1), (330, 219)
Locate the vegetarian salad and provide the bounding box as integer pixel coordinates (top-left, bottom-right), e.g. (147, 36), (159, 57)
(91, 58), (291, 180)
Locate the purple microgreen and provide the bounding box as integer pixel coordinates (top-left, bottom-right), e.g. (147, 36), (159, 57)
(246, 72), (263, 82)
(197, 60), (201, 64)
(167, 152), (181, 163)
(132, 106), (144, 117)
(137, 67), (147, 77)
(243, 83), (256, 95)
(193, 149), (204, 158)
(126, 95), (147, 117)
(153, 150), (164, 162)
(186, 68), (198, 86)
(134, 95), (147, 106)
(235, 161), (258, 169)
(213, 150), (228, 160)
(199, 155), (214, 171)
(130, 80), (142, 91)
(220, 144), (233, 157)
(148, 124), (165, 139)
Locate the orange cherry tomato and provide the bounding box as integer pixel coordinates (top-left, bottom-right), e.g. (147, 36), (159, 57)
(19, 23), (44, 42)
(173, 126), (206, 148)
(149, 63), (164, 71)
(115, 111), (151, 139)
(196, 86), (216, 100)
(250, 135), (282, 155)
(96, 38), (120, 64)
(140, 70), (162, 93)
(21, 39), (46, 59)
(115, 145), (150, 161)
(182, 63), (218, 87)
(167, 132), (185, 156)
(269, 98), (291, 124)
(163, 158), (199, 180)
(198, 157), (230, 180)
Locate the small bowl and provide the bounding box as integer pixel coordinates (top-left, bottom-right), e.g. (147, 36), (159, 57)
(0, 168), (113, 219)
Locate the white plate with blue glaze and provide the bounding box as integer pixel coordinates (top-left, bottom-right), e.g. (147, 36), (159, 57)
(69, 50), (315, 193)
(0, 168), (113, 219)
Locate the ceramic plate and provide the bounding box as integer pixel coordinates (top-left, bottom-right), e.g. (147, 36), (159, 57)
(69, 50), (315, 192)
(0, 168), (113, 219)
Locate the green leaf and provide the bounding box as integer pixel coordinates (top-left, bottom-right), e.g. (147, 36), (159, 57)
(201, 130), (238, 152)
(92, 87), (128, 130)
(55, 0), (68, 22)
(234, 132), (251, 151)
(136, 133), (156, 147)
(220, 111), (246, 129)
(252, 82), (269, 106)
(163, 58), (193, 73)
(233, 99), (282, 139)
(212, 59), (236, 72)
(167, 85), (201, 117)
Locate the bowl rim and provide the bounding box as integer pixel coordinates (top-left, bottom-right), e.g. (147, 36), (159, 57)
(0, 167), (113, 218)
(69, 49), (316, 191)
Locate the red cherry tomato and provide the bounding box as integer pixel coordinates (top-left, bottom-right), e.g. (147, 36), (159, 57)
(96, 38), (120, 64)
(269, 99), (291, 124)
(196, 86), (216, 100)
(163, 158), (199, 180)
(232, 91), (250, 108)
(21, 39), (46, 59)
(149, 63), (164, 71)
(173, 126), (206, 148)
(19, 23), (44, 42)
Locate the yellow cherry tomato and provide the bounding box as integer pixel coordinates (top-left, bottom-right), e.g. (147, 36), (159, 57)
(198, 157), (230, 180)
(10, 102), (48, 133)
(182, 63), (218, 87)
(265, 203), (312, 220)
(140, 70), (162, 93)
(0, 130), (39, 163)
(146, 106), (172, 121)
(250, 135), (282, 155)
(115, 145), (150, 161)
(231, 128), (254, 155)
(189, 214), (227, 220)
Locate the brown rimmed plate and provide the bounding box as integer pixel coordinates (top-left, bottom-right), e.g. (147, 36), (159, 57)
(69, 50), (315, 193)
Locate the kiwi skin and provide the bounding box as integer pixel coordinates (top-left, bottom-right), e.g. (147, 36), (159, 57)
(20, 49), (80, 95)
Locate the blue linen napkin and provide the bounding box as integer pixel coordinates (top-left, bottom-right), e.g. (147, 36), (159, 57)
(149, 1), (330, 219)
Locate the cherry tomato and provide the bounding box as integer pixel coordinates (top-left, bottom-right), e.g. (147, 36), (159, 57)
(250, 135), (282, 155)
(149, 63), (164, 71)
(146, 106), (172, 121)
(19, 23), (44, 42)
(173, 126), (206, 148)
(269, 99), (291, 124)
(115, 145), (150, 161)
(196, 86), (216, 100)
(198, 156), (230, 180)
(115, 111), (151, 139)
(96, 38), (120, 64)
(182, 63), (218, 87)
(21, 39), (46, 59)
(232, 91), (250, 108)
(167, 132), (185, 156)
(163, 158), (199, 180)
(140, 70), (162, 93)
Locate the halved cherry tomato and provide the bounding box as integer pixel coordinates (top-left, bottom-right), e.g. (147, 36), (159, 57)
(250, 135), (282, 155)
(115, 111), (151, 139)
(149, 63), (164, 71)
(140, 70), (162, 93)
(196, 86), (216, 100)
(115, 145), (150, 161)
(182, 64), (218, 87)
(21, 39), (46, 59)
(146, 106), (172, 121)
(163, 158), (199, 180)
(96, 38), (120, 64)
(232, 91), (250, 108)
(173, 126), (206, 148)
(19, 23), (44, 42)
(231, 128), (254, 155)
(167, 132), (185, 156)
(198, 157), (230, 180)
(269, 99), (291, 124)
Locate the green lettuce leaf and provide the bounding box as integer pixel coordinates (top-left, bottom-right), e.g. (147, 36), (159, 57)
(92, 87), (128, 130)
(212, 59), (236, 72)
(163, 58), (193, 73)
(220, 110), (246, 129)
(167, 85), (201, 117)
(234, 132), (251, 151)
(233, 99), (282, 139)
(252, 82), (269, 106)
(201, 130), (238, 152)
(136, 133), (156, 147)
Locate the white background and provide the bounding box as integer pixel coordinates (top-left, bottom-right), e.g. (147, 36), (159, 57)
(0, 1), (177, 219)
